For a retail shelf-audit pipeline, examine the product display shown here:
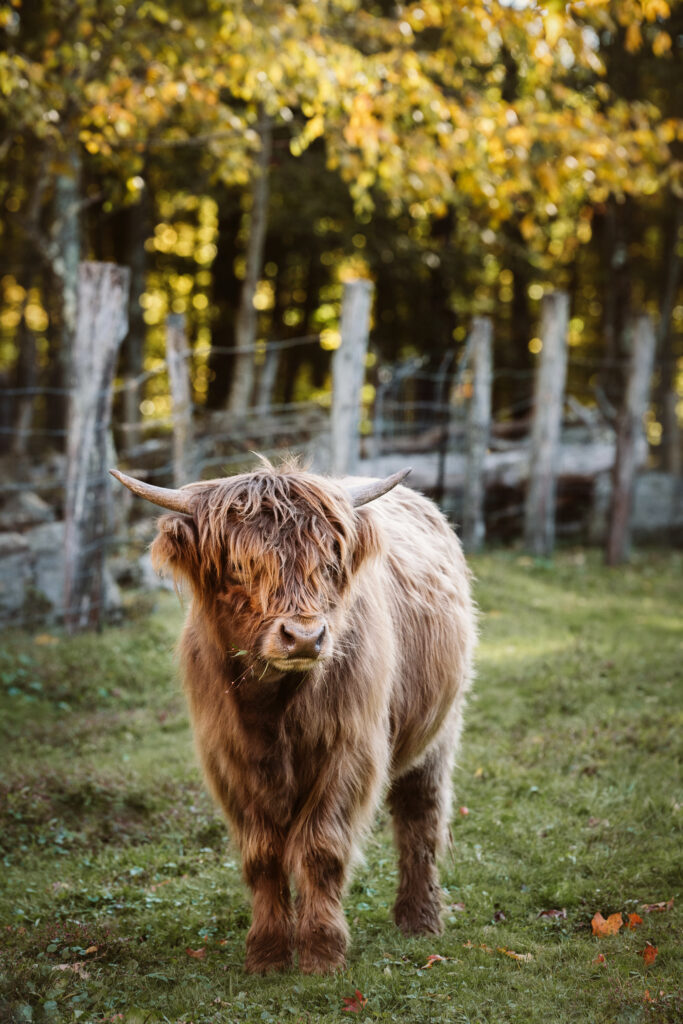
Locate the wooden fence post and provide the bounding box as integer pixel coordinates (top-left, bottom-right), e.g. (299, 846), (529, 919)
(330, 279), (374, 476)
(463, 316), (493, 552)
(523, 290), (569, 557)
(64, 262), (130, 633)
(605, 314), (656, 565)
(166, 313), (194, 486)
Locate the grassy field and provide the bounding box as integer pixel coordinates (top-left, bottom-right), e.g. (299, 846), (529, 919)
(1, 550), (681, 1024)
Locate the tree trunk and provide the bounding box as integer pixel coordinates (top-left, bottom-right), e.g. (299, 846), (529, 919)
(330, 279), (374, 476)
(63, 262), (130, 633)
(656, 198), (681, 475)
(605, 314), (656, 565)
(50, 149), (82, 442)
(523, 291), (569, 557)
(225, 113), (272, 421)
(463, 317), (493, 552)
(120, 191), (149, 452)
(166, 313), (194, 486)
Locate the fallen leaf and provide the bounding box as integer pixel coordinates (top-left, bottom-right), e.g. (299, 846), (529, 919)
(538, 908), (567, 919)
(458, 806), (469, 816)
(34, 633), (59, 645)
(53, 963), (89, 978)
(591, 912), (623, 937)
(641, 898), (674, 913)
(421, 954), (448, 968)
(185, 947), (206, 960)
(587, 817), (609, 828)
(498, 947), (533, 962)
(448, 902), (466, 912)
(626, 913), (643, 930)
(84, 945), (98, 955)
(640, 943), (658, 965)
(593, 953), (607, 964)
(342, 989), (367, 1013)
(463, 941), (494, 953)
(493, 910), (506, 922)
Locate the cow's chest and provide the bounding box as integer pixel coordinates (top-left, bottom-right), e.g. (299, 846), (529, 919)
(231, 678), (329, 824)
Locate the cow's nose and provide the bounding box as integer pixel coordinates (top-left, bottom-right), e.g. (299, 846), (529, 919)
(279, 619), (326, 659)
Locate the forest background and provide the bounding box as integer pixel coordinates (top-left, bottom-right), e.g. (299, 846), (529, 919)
(0, 0), (681, 470)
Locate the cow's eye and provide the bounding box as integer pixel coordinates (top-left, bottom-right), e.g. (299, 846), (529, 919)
(228, 562), (248, 584)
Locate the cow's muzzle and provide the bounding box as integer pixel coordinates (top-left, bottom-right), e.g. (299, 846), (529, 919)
(262, 616), (329, 670)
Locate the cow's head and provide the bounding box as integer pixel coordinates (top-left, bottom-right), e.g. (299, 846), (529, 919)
(111, 462), (409, 679)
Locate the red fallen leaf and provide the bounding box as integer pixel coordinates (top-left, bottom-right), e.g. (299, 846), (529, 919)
(591, 912), (623, 937)
(185, 947), (206, 960)
(421, 954), (448, 968)
(593, 953), (607, 964)
(448, 902), (466, 912)
(342, 989), (367, 1013)
(538, 908), (567, 919)
(641, 898), (674, 913)
(458, 806), (469, 816)
(626, 913), (643, 930)
(640, 943), (658, 966)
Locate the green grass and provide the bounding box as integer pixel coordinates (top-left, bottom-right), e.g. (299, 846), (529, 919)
(1, 550), (681, 1024)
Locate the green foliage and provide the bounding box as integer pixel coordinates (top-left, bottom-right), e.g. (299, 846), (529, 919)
(0, 552), (681, 1023)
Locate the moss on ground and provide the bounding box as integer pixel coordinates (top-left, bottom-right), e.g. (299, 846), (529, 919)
(0, 550), (681, 1023)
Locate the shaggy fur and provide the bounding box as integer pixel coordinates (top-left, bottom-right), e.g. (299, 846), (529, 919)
(149, 462), (476, 974)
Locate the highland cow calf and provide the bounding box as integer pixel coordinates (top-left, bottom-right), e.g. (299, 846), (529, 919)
(112, 462), (475, 974)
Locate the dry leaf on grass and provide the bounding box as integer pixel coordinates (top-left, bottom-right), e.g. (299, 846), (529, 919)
(421, 954), (449, 969)
(538, 908), (567, 919)
(626, 913), (643, 930)
(185, 947), (206, 960)
(640, 943), (658, 966)
(342, 989), (367, 1013)
(593, 953), (607, 964)
(498, 947), (533, 962)
(591, 912), (623, 937)
(641, 898), (674, 913)
(53, 963), (89, 979)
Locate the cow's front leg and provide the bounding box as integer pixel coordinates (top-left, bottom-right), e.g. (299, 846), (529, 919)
(241, 825), (293, 974)
(288, 830), (350, 974)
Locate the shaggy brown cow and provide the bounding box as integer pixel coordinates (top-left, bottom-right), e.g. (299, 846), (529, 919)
(112, 461), (476, 974)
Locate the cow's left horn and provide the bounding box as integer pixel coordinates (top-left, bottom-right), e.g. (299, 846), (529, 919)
(346, 468), (412, 508)
(110, 468), (195, 515)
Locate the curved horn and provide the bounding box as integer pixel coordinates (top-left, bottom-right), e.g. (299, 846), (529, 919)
(346, 467), (412, 508)
(109, 468), (195, 515)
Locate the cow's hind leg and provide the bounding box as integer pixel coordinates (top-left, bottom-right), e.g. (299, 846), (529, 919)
(387, 742), (453, 935)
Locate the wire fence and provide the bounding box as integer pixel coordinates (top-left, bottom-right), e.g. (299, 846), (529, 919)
(0, 301), (680, 632)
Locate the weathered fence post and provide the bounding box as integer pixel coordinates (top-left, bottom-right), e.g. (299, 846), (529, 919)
(463, 316), (493, 552)
(523, 290), (569, 557)
(63, 262), (130, 633)
(605, 314), (656, 565)
(255, 343), (280, 412)
(330, 278), (374, 476)
(166, 313), (194, 486)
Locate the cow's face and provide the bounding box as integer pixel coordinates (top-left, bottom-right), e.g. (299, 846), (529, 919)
(143, 469), (390, 678)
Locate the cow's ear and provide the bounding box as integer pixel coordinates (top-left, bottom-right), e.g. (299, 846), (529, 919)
(351, 506), (382, 573)
(150, 513), (200, 583)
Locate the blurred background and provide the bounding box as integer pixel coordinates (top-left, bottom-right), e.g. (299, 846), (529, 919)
(0, 0), (681, 630)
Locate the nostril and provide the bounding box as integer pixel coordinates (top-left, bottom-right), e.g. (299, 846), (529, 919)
(314, 625), (326, 652)
(280, 624), (295, 648)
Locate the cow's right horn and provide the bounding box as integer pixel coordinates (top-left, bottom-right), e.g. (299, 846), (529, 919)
(110, 468), (195, 515)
